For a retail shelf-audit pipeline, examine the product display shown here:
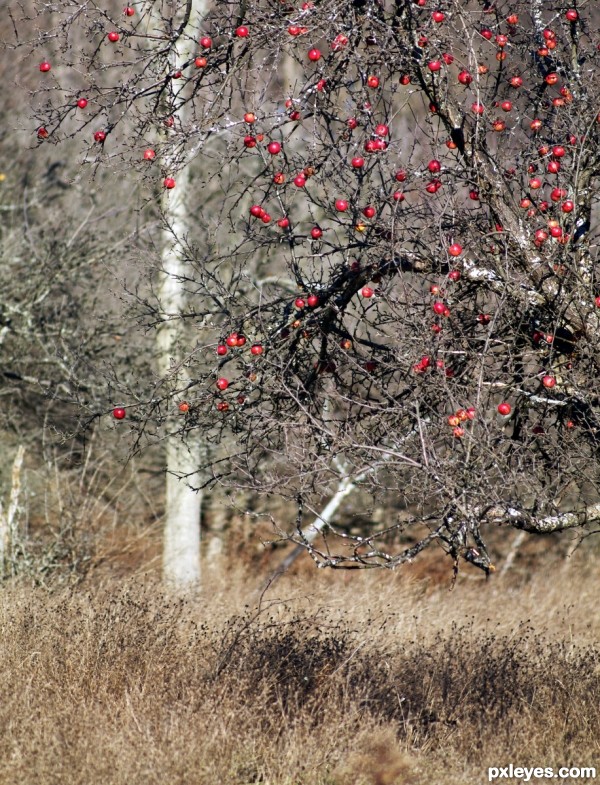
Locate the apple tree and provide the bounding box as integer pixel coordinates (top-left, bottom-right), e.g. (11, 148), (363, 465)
(14, 0), (600, 579)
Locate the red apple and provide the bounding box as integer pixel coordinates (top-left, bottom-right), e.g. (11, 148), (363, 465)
(77, 97), (88, 108)
(39, 61), (51, 72)
(308, 48), (321, 61)
(235, 26), (249, 37)
(425, 179), (442, 193)
(361, 286), (374, 298)
(200, 36), (212, 48)
(143, 148), (156, 160)
(163, 177), (176, 189)
(107, 31), (120, 42)
(267, 140), (281, 155)
(335, 198), (349, 211)
(113, 407), (126, 419)
(331, 33), (349, 50)
(497, 402), (511, 415)
(216, 377), (229, 390)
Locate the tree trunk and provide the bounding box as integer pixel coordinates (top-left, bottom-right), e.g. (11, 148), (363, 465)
(0, 446), (25, 579)
(156, 0), (207, 590)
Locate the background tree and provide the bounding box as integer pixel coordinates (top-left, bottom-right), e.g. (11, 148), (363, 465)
(11, 0), (600, 580)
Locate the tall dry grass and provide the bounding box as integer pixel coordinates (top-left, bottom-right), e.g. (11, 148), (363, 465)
(0, 543), (599, 785)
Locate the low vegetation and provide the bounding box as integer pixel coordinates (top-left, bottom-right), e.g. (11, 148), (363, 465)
(1, 543), (598, 784)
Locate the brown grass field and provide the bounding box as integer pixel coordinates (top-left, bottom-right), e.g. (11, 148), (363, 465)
(0, 528), (599, 785)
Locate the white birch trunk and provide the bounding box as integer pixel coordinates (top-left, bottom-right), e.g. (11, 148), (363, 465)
(156, 0), (206, 590)
(0, 446), (25, 578)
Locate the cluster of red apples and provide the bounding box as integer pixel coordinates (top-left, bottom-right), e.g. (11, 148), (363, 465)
(31, 2), (598, 434)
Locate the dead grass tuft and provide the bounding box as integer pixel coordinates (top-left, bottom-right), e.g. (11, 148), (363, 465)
(334, 728), (417, 785)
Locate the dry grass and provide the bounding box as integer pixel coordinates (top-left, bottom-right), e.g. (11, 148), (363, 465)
(0, 542), (599, 785)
